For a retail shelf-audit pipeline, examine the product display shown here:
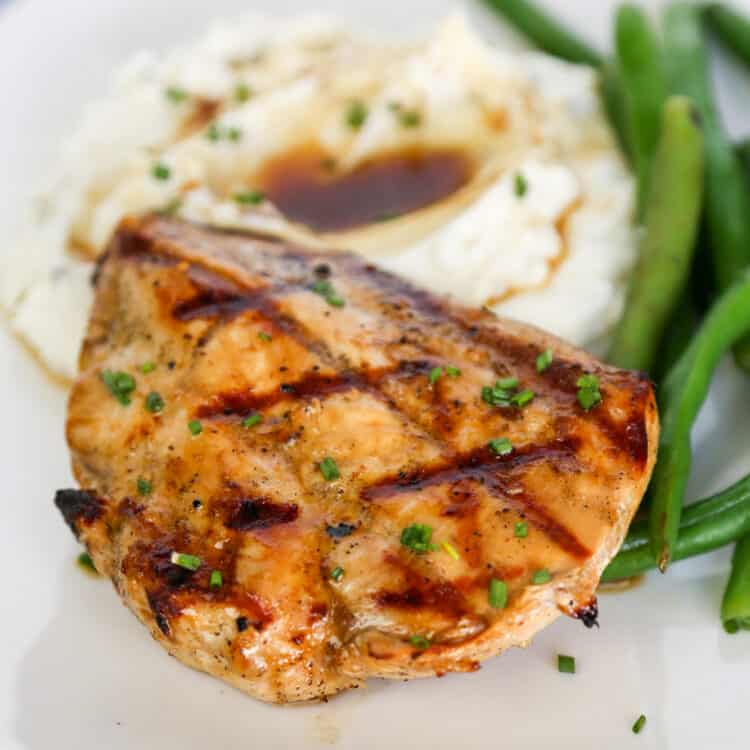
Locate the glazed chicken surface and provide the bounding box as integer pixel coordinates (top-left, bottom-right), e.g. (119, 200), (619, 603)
(57, 215), (658, 702)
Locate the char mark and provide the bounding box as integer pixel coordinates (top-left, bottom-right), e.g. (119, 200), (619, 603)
(362, 440), (591, 559)
(54, 489), (105, 538)
(227, 498), (299, 531)
(573, 599), (599, 629)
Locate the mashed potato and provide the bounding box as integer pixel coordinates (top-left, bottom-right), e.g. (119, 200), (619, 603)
(0, 13), (636, 380)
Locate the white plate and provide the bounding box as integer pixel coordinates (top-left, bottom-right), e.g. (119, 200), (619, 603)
(2, 1), (750, 748)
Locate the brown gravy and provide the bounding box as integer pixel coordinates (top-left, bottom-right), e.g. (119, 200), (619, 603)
(257, 146), (474, 232)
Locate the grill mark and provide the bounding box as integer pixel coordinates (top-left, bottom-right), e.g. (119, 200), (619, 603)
(197, 360), (435, 419)
(376, 553), (470, 620)
(226, 498), (299, 531)
(54, 489), (105, 538)
(363, 440), (590, 559)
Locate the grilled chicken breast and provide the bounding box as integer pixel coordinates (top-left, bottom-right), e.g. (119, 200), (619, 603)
(58, 215), (657, 703)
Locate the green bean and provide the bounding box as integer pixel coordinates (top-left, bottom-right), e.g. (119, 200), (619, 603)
(480, 0), (602, 66)
(721, 535), (750, 633)
(608, 96), (704, 373)
(705, 3), (750, 67)
(649, 269), (750, 571)
(602, 469), (750, 582)
(664, 3), (750, 372)
(652, 289), (700, 383)
(614, 5), (667, 217)
(600, 62), (631, 158)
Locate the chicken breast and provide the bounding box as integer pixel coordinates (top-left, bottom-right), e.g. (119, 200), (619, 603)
(57, 214), (657, 703)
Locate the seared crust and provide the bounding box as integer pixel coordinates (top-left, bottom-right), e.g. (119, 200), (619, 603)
(63, 215), (658, 702)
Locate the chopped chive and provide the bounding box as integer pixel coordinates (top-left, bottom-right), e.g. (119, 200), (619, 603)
(632, 715), (647, 735)
(165, 86), (188, 103)
(234, 190), (266, 207)
(429, 366), (443, 385)
(319, 456), (340, 481)
(445, 366), (461, 377)
(514, 521), (528, 538)
(558, 654), (576, 674)
(157, 197), (182, 216)
(496, 376), (519, 390)
(400, 523), (435, 554)
(140, 361), (156, 374)
(101, 370), (136, 405)
(227, 127), (242, 142)
(488, 437), (513, 456)
(77, 551), (97, 574)
(330, 566), (344, 582)
(151, 162), (171, 181)
(206, 123), (221, 141)
(514, 172), (528, 197)
(510, 389), (535, 408)
(234, 83), (252, 102)
(311, 279), (345, 307)
(532, 568), (552, 584)
(488, 578), (508, 609)
(345, 100), (368, 129)
(145, 391), (165, 413)
(242, 413), (262, 429)
(257, 331), (272, 342)
(576, 374), (602, 411)
(409, 634), (430, 650)
(576, 374), (599, 389)
(399, 109), (421, 128)
(188, 419), (203, 436)
(210, 570), (223, 589)
(441, 541), (460, 560)
(137, 478), (152, 496)
(536, 348), (553, 373)
(170, 551), (201, 571)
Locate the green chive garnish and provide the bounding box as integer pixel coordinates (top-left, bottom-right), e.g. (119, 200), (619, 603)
(206, 123), (221, 142)
(532, 568), (552, 584)
(101, 370), (136, 405)
(227, 127), (242, 142)
(558, 654), (576, 674)
(77, 551), (98, 574)
(514, 521), (528, 538)
(319, 456), (340, 481)
(400, 524), (435, 554)
(409, 634), (430, 650)
(429, 366), (443, 385)
(488, 437), (513, 456)
(165, 86), (188, 103)
(345, 100), (368, 129)
(242, 413), (262, 429)
(188, 419), (203, 436)
(140, 361), (156, 374)
(496, 376), (519, 390)
(330, 566), (344, 582)
(488, 578), (508, 609)
(632, 715), (647, 735)
(210, 570), (223, 589)
(234, 83), (252, 102)
(171, 552), (201, 571)
(536, 349), (553, 373)
(311, 279), (345, 307)
(399, 110), (421, 128)
(257, 331), (272, 342)
(445, 366), (461, 377)
(145, 391), (165, 413)
(234, 190), (265, 205)
(151, 162), (171, 181)
(576, 374), (602, 411)
(137, 478), (152, 496)
(514, 172), (528, 197)
(511, 389), (535, 408)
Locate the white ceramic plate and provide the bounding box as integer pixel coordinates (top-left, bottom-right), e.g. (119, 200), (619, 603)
(2, 1), (750, 748)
